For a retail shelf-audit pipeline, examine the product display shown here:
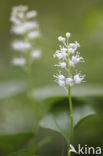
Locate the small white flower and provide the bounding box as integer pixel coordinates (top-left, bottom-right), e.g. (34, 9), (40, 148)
(69, 48), (75, 54)
(12, 41), (31, 51)
(55, 62), (66, 68)
(13, 5), (28, 12)
(69, 60), (75, 67)
(74, 73), (85, 84)
(60, 47), (67, 59)
(31, 50), (41, 59)
(66, 32), (71, 38)
(69, 41), (80, 54)
(69, 53), (84, 67)
(12, 6), (28, 16)
(53, 49), (67, 60)
(18, 12), (24, 19)
(66, 78), (73, 85)
(12, 58), (26, 66)
(58, 36), (66, 42)
(10, 6), (28, 25)
(72, 55), (83, 64)
(23, 21), (38, 30)
(11, 22), (39, 35)
(11, 25), (25, 35)
(61, 52), (67, 60)
(60, 46), (67, 53)
(75, 41), (80, 48)
(54, 74), (65, 87)
(26, 10), (37, 18)
(10, 16), (21, 25)
(54, 74), (65, 80)
(58, 79), (65, 87)
(53, 52), (62, 59)
(28, 30), (40, 39)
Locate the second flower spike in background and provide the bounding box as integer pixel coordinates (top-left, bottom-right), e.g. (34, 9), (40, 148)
(10, 5), (41, 66)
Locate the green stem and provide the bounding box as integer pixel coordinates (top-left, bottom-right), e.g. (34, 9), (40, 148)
(66, 44), (73, 156)
(68, 85), (73, 156)
(22, 18), (40, 134)
(25, 49), (40, 134)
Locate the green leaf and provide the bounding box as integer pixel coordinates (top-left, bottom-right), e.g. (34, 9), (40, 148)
(34, 85), (103, 102)
(9, 137), (51, 156)
(73, 115), (103, 147)
(0, 132), (32, 156)
(39, 97), (95, 140)
(0, 81), (26, 100)
(0, 93), (35, 134)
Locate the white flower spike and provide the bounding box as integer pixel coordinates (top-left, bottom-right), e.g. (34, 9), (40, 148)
(10, 5), (41, 67)
(54, 32), (86, 155)
(54, 32), (85, 89)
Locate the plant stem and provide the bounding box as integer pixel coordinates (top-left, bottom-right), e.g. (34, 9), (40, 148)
(68, 85), (73, 156)
(25, 50), (40, 134)
(66, 43), (74, 156)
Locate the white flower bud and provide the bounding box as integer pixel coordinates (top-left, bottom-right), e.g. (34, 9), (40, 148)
(12, 58), (26, 66)
(26, 10), (37, 18)
(66, 32), (71, 38)
(74, 74), (85, 84)
(55, 62), (66, 68)
(12, 41), (31, 51)
(23, 21), (38, 30)
(11, 25), (25, 35)
(28, 30), (40, 39)
(69, 60), (75, 67)
(59, 62), (66, 68)
(75, 41), (80, 48)
(58, 74), (65, 80)
(58, 80), (65, 87)
(58, 36), (66, 42)
(31, 50), (41, 59)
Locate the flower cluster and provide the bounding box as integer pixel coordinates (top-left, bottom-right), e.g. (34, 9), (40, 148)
(10, 5), (41, 66)
(53, 32), (85, 88)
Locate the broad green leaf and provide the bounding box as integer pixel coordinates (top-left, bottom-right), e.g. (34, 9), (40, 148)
(9, 137), (51, 156)
(0, 81), (26, 100)
(39, 97), (95, 140)
(34, 85), (103, 102)
(0, 132), (32, 156)
(0, 93), (35, 134)
(73, 115), (103, 147)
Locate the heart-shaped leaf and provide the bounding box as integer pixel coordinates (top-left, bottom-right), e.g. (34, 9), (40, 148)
(39, 97), (95, 140)
(73, 115), (103, 147)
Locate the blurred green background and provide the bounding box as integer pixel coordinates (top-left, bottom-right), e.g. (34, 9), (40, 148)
(0, 0), (103, 156)
(0, 0), (103, 86)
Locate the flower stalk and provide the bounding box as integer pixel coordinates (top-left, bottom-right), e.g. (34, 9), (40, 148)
(10, 5), (42, 133)
(68, 85), (73, 156)
(53, 32), (85, 155)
